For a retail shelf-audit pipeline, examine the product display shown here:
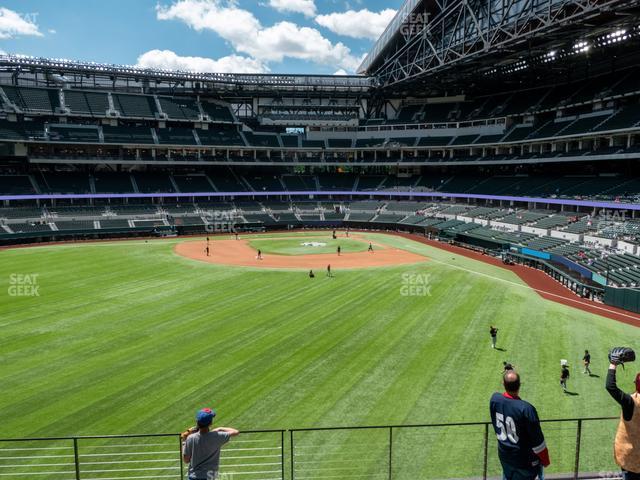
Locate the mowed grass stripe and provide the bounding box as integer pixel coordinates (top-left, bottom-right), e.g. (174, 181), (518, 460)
(0, 233), (637, 479)
(3, 266), (344, 433)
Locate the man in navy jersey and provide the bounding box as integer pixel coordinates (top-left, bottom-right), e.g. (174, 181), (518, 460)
(490, 370), (551, 480)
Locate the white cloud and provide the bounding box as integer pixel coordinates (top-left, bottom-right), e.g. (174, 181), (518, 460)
(268, 0), (316, 17)
(136, 49), (268, 73)
(315, 9), (396, 40)
(156, 0), (362, 71)
(333, 69), (348, 76)
(0, 7), (42, 39)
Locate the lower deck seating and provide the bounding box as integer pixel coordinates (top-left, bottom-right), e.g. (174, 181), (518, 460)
(55, 220), (96, 231)
(243, 213), (277, 225)
(109, 204), (160, 215)
(98, 219), (132, 229)
(173, 216), (204, 226)
(348, 212), (375, 222)
(373, 214), (406, 223)
(7, 222), (52, 233)
(0, 207), (43, 219)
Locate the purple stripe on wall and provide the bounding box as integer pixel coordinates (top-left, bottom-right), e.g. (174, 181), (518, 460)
(1, 190), (639, 211)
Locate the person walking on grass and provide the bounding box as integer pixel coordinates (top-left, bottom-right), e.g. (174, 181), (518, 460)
(490, 326), (499, 349)
(583, 350), (592, 375)
(560, 364), (570, 392)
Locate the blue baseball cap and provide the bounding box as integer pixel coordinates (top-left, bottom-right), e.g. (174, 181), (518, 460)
(196, 408), (216, 426)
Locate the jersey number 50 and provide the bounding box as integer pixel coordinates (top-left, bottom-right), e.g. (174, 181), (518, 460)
(495, 413), (519, 444)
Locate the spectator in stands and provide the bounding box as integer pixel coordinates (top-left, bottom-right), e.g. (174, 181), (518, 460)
(490, 371), (550, 480)
(182, 408), (239, 480)
(607, 356), (640, 480)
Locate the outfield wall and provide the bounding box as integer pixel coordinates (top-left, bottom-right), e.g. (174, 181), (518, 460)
(604, 287), (640, 313)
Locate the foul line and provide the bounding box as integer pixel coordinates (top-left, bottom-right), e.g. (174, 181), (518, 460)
(419, 248), (640, 324)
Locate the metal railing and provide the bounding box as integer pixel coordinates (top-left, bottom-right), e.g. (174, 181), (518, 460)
(289, 418), (619, 480)
(0, 418), (621, 480)
(0, 430), (284, 480)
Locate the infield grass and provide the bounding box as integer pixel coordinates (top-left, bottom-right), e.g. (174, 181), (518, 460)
(0, 231), (638, 479)
(248, 236), (370, 255)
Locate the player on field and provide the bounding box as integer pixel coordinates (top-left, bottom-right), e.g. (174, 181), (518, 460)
(583, 350), (592, 375)
(368, 243), (374, 253)
(205, 246), (210, 257)
(326, 264), (332, 277)
(490, 326), (499, 349)
(606, 347), (639, 480)
(490, 371), (550, 480)
(560, 364), (570, 392)
(337, 245), (341, 256)
(257, 249), (263, 260)
(309, 269), (315, 278)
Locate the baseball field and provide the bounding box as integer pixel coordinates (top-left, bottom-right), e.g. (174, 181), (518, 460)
(1, 230), (639, 478)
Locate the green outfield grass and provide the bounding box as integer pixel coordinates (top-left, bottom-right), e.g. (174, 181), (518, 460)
(248, 236), (370, 255)
(0, 231), (637, 478)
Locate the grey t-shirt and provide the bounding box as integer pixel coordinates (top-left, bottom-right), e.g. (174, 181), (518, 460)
(184, 430), (231, 479)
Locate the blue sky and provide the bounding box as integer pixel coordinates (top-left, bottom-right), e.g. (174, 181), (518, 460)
(0, 0), (403, 74)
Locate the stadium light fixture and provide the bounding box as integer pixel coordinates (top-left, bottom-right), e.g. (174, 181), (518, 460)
(573, 41), (590, 53)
